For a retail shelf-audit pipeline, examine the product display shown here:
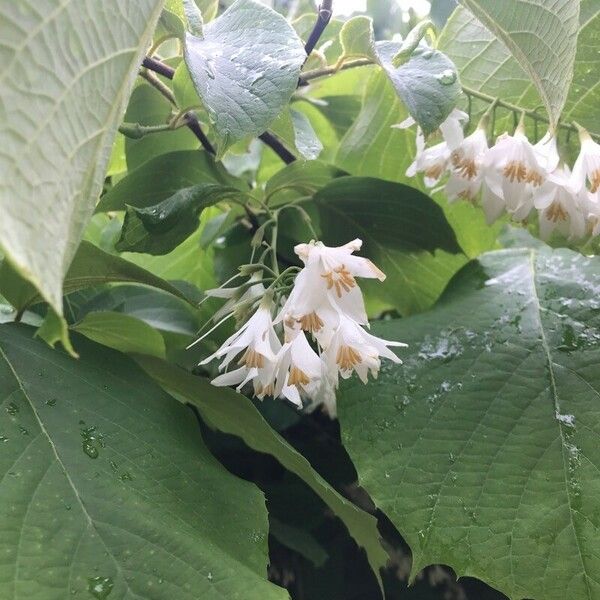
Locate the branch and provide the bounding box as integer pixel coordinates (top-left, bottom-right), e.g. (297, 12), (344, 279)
(304, 0), (333, 56)
(259, 132), (296, 164)
(141, 56), (216, 154)
(142, 55), (296, 163)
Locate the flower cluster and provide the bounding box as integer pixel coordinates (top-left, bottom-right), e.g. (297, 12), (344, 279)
(199, 240), (406, 416)
(399, 110), (600, 241)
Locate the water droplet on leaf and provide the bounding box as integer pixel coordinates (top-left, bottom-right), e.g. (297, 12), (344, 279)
(87, 576), (114, 599)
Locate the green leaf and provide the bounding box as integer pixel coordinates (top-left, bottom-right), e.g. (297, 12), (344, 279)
(183, 0), (306, 155)
(269, 109), (324, 161)
(96, 150), (241, 212)
(36, 307), (78, 358)
(0, 241), (194, 313)
(440, 2), (600, 136)
(116, 184), (243, 254)
(310, 177), (466, 315)
(72, 311), (166, 358)
(339, 16), (378, 61)
(183, 0), (205, 36)
(0, 0), (165, 315)
(0, 325), (285, 599)
(338, 245), (600, 600)
(376, 41), (461, 136)
(167, 0), (219, 23)
(136, 356), (389, 592)
(458, 0), (579, 127)
(124, 84), (198, 170)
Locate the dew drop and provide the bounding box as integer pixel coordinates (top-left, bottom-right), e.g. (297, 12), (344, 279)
(6, 402), (19, 416)
(120, 471), (133, 482)
(436, 69), (457, 85)
(0, 435), (9, 443)
(87, 576), (114, 599)
(82, 441), (99, 459)
(45, 398), (57, 407)
(207, 572), (213, 582)
(19, 426), (29, 436)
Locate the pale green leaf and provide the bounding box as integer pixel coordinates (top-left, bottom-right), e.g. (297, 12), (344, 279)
(269, 109), (324, 161)
(339, 16), (378, 61)
(456, 0), (580, 126)
(0, 0), (165, 314)
(183, 0), (306, 155)
(72, 311), (166, 358)
(0, 325), (286, 599)
(339, 246), (600, 600)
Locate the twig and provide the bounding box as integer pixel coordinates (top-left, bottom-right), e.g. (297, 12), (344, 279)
(141, 56), (216, 154)
(299, 58), (373, 85)
(259, 132), (296, 164)
(304, 0), (333, 56)
(142, 55), (296, 162)
(119, 122), (175, 139)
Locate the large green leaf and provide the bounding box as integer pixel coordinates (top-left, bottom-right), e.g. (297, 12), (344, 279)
(310, 177), (466, 315)
(96, 150), (241, 212)
(338, 245), (600, 600)
(458, 0), (579, 127)
(137, 356), (389, 591)
(183, 0), (305, 155)
(0, 0), (164, 315)
(441, 2), (598, 134)
(0, 241), (194, 313)
(0, 325), (285, 599)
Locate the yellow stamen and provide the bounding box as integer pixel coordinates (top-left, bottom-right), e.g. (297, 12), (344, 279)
(451, 150), (478, 179)
(545, 201), (568, 223)
(298, 311), (324, 333)
(424, 163), (445, 180)
(321, 265), (356, 298)
(336, 345), (362, 371)
(526, 169), (543, 186)
(503, 160), (528, 183)
(590, 169), (600, 193)
(239, 348), (264, 368)
(288, 366), (310, 386)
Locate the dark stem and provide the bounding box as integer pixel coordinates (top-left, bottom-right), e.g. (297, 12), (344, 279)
(142, 56), (175, 79)
(142, 55), (296, 163)
(304, 0), (333, 56)
(259, 132), (296, 164)
(142, 56), (215, 155)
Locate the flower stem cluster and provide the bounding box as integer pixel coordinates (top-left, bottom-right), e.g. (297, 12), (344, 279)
(197, 239), (406, 416)
(400, 111), (600, 241)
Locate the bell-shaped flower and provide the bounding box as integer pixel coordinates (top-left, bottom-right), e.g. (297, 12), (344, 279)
(202, 298), (280, 394)
(585, 194), (600, 236)
(571, 126), (600, 194)
(277, 239), (385, 337)
(274, 330), (324, 407)
(482, 126), (544, 221)
(534, 166), (586, 240)
(534, 131), (560, 173)
(395, 108), (468, 150)
(406, 141), (451, 187)
(445, 126), (489, 202)
(324, 315), (406, 385)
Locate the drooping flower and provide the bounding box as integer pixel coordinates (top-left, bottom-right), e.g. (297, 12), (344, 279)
(274, 329), (324, 407)
(534, 131), (560, 173)
(571, 126), (600, 194)
(202, 298), (280, 395)
(277, 239), (385, 339)
(398, 109), (469, 186)
(534, 165), (586, 240)
(482, 124), (545, 221)
(324, 315), (406, 385)
(445, 126), (489, 202)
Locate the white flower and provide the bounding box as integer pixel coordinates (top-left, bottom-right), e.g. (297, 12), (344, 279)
(406, 140), (451, 187)
(482, 128), (545, 221)
(571, 128), (600, 194)
(534, 131), (560, 173)
(584, 194), (600, 236)
(277, 239), (385, 339)
(202, 299), (280, 396)
(445, 126), (489, 202)
(534, 166), (586, 240)
(324, 315), (406, 386)
(439, 108), (469, 150)
(274, 330), (324, 407)
(480, 184), (506, 225)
